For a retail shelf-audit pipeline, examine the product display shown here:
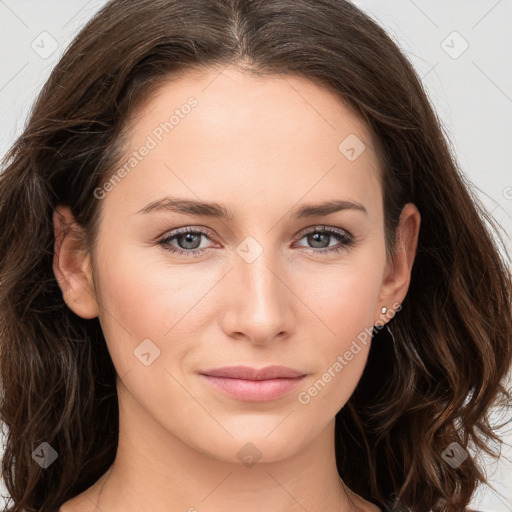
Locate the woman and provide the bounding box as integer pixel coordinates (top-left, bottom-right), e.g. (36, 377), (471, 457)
(0, 1), (510, 511)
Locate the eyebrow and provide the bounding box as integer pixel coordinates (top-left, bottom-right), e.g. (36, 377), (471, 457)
(136, 196), (368, 219)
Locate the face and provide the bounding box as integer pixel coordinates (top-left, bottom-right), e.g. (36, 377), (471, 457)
(54, 66), (419, 465)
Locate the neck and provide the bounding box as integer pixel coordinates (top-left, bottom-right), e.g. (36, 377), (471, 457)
(73, 379), (379, 512)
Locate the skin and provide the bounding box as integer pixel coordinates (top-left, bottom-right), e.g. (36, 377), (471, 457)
(53, 66), (420, 512)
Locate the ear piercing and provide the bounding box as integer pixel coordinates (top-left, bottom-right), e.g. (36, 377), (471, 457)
(381, 307), (387, 314)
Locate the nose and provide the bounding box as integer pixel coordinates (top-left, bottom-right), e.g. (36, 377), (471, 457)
(219, 242), (296, 346)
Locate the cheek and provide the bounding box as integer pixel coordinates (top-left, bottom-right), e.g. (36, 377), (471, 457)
(92, 242), (219, 373)
(301, 259), (382, 346)
(293, 255), (383, 407)
(295, 278), (379, 416)
(330, 269), (378, 337)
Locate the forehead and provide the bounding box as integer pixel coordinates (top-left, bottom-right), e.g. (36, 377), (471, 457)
(130, 66), (374, 147)
(106, 66), (383, 220)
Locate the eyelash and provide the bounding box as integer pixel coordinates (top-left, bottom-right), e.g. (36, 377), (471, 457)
(157, 225), (355, 258)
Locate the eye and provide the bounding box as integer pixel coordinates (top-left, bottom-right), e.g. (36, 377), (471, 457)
(157, 227), (215, 257)
(293, 226), (354, 254)
(157, 225), (355, 257)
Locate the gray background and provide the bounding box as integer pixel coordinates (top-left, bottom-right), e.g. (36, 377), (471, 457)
(1, 1), (511, 510)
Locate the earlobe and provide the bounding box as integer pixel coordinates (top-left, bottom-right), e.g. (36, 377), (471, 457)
(52, 205), (99, 319)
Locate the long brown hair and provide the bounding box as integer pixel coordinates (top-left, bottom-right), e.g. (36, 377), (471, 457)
(1, 1), (511, 511)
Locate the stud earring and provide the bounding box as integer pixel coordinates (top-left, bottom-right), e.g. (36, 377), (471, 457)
(381, 306), (387, 314)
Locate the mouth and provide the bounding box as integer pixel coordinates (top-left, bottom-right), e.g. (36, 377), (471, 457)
(198, 365), (308, 402)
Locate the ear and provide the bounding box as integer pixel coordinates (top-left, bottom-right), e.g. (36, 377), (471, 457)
(375, 202), (421, 324)
(52, 204), (99, 319)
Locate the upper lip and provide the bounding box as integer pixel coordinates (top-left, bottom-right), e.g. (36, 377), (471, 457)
(199, 365), (307, 380)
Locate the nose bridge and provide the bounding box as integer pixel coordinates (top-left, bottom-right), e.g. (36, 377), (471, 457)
(225, 233), (292, 341)
(236, 234), (283, 309)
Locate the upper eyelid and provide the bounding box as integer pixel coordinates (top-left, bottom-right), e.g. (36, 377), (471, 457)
(159, 226), (216, 243)
(295, 225), (352, 238)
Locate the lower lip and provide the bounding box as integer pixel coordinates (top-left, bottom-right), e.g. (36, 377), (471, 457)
(200, 375), (306, 401)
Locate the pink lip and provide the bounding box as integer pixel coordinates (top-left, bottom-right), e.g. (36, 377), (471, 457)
(199, 365), (307, 402)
